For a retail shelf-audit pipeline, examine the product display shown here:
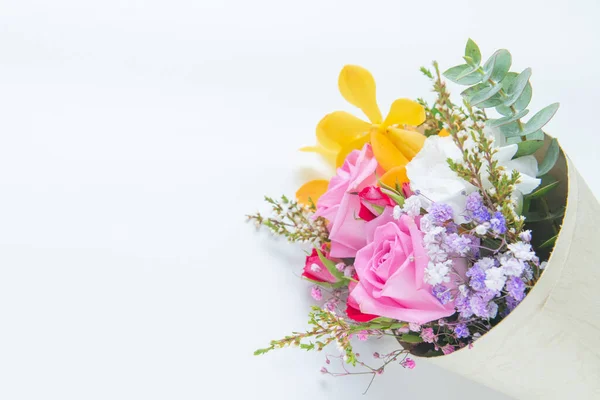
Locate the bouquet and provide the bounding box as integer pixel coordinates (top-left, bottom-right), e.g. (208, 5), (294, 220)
(248, 39), (600, 399)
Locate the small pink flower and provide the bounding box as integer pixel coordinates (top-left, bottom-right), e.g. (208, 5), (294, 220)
(401, 358), (416, 369)
(356, 330), (369, 341)
(408, 322), (421, 332)
(320, 367), (328, 374)
(420, 328), (436, 343)
(357, 186), (394, 222)
(442, 344), (455, 355)
(311, 286), (322, 301)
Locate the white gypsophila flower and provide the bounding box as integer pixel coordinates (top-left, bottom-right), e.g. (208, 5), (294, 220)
(406, 127), (541, 224)
(403, 195), (422, 217)
(458, 284), (469, 297)
(423, 226), (446, 246)
(393, 205), (402, 220)
(484, 267), (507, 292)
(475, 223), (489, 235)
(500, 255), (525, 277)
(508, 241), (536, 261)
(477, 257), (496, 270)
(424, 260), (452, 286)
(426, 243), (448, 263)
(419, 214), (435, 233)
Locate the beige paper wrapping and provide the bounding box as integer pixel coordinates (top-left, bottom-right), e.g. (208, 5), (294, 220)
(419, 156), (600, 399)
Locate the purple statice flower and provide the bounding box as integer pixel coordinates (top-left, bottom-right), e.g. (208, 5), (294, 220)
(505, 276), (526, 301)
(506, 296), (520, 312)
(466, 192), (491, 222)
(466, 265), (486, 291)
(445, 222), (459, 234)
(490, 211), (507, 234)
(454, 323), (470, 338)
(420, 328), (436, 343)
(431, 284), (452, 304)
(428, 202), (454, 224)
(469, 294), (499, 319)
(441, 344), (455, 355)
(465, 192), (484, 212)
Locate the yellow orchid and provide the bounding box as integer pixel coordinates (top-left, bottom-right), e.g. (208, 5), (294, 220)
(297, 65), (428, 205)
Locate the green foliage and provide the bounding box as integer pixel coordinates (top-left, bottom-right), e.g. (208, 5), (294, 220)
(537, 138), (560, 177)
(443, 38), (561, 190)
(513, 140), (544, 158)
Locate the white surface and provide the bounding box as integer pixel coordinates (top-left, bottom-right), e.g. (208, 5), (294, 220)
(0, 1), (598, 399)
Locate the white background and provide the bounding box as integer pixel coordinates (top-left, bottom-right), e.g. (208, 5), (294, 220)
(0, 1), (598, 399)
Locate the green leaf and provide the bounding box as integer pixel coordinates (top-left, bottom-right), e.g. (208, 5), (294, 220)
(496, 72), (532, 115)
(470, 84), (503, 107)
(537, 138), (560, 177)
(514, 140), (544, 158)
(539, 234), (558, 249)
(482, 49), (512, 83)
(443, 64), (482, 85)
(521, 103), (560, 136)
(465, 38), (481, 66)
(399, 334), (423, 344)
(487, 109), (529, 128)
(504, 68), (532, 107)
(527, 180), (559, 199)
(498, 121), (523, 138)
(524, 208), (564, 223)
(315, 248), (345, 280)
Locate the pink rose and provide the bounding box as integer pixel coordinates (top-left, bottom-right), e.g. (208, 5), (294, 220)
(314, 144), (382, 258)
(357, 186), (394, 222)
(348, 208), (458, 324)
(302, 247), (338, 284)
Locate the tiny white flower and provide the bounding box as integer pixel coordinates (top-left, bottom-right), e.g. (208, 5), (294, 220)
(484, 267), (507, 292)
(426, 243), (448, 263)
(476, 257), (496, 270)
(310, 263), (322, 273)
(500, 256), (525, 277)
(540, 261), (548, 270)
(508, 241), (536, 261)
(475, 223), (489, 235)
(393, 205), (402, 220)
(403, 195), (422, 218)
(424, 260), (452, 286)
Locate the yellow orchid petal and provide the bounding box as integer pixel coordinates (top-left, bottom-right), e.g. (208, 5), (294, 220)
(382, 98), (426, 128)
(370, 131), (409, 172)
(335, 134), (370, 168)
(317, 111), (371, 150)
(386, 127), (426, 160)
(300, 145), (337, 166)
(380, 165), (409, 190)
(438, 128), (450, 137)
(296, 179), (330, 206)
(338, 65), (382, 124)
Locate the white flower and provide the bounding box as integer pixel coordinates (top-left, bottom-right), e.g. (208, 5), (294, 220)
(393, 205), (402, 220)
(484, 267), (507, 291)
(424, 260), (452, 285)
(426, 243), (448, 263)
(519, 230), (532, 242)
(476, 257), (496, 270)
(508, 241), (536, 261)
(423, 226), (446, 246)
(403, 195), (422, 217)
(475, 223), (490, 235)
(406, 128), (541, 224)
(419, 214), (435, 233)
(500, 255), (525, 277)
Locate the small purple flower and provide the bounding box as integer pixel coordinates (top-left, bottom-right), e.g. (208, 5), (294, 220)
(506, 295), (520, 312)
(454, 323), (470, 338)
(311, 286), (322, 301)
(469, 294), (498, 319)
(420, 328), (436, 343)
(519, 230), (532, 242)
(465, 192), (484, 212)
(466, 265), (486, 291)
(505, 276), (526, 301)
(456, 293), (474, 318)
(401, 358), (416, 369)
(432, 284), (452, 305)
(428, 202), (454, 224)
(490, 211), (507, 234)
(444, 233), (473, 256)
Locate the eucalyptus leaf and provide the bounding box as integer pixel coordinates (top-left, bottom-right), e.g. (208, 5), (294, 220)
(482, 49), (512, 83)
(522, 103), (560, 136)
(465, 38), (482, 66)
(527, 180), (560, 199)
(461, 84), (504, 108)
(537, 138), (560, 177)
(478, 95), (504, 108)
(514, 140), (544, 158)
(504, 68), (532, 107)
(498, 121), (523, 138)
(526, 130), (545, 141)
(470, 84), (504, 106)
(443, 64), (482, 85)
(487, 109), (530, 128)
(496, 72), (533, 115)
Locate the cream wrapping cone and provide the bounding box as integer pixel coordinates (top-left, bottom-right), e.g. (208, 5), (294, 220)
(418, 151), (600, 399)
